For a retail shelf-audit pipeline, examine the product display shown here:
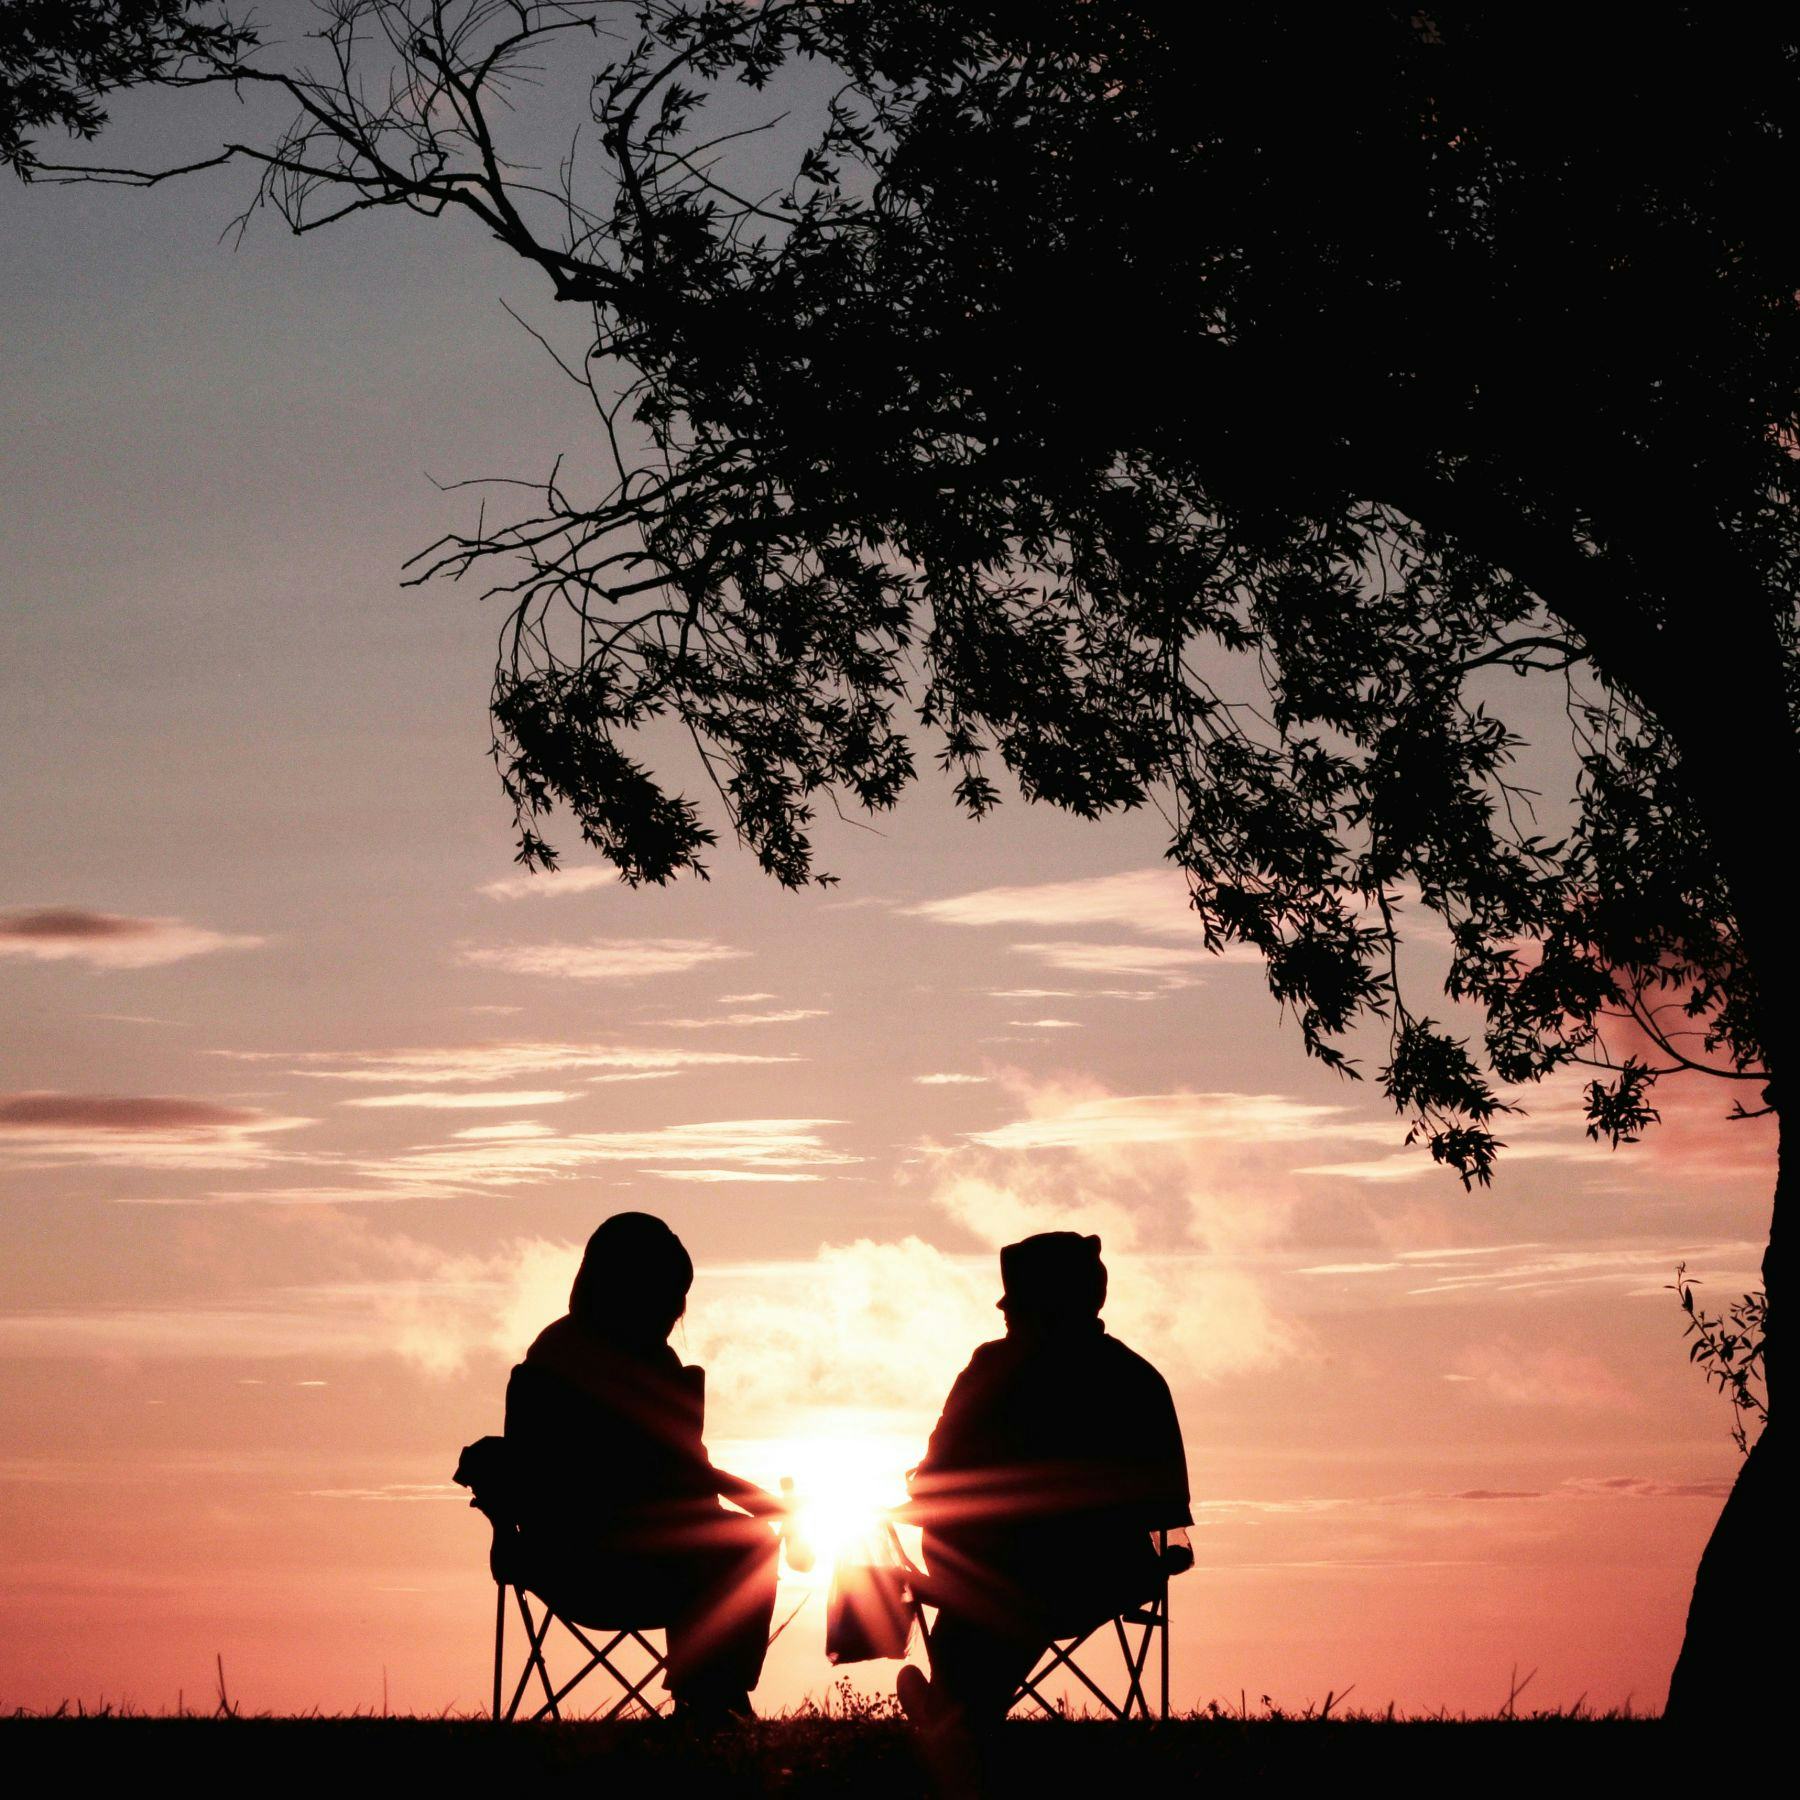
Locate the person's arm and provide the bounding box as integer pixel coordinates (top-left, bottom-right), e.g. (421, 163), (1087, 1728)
(1142, 1366), (1192, 1527)
(905, 1349), (999, 1527)
(708, 1462), (786, 1519)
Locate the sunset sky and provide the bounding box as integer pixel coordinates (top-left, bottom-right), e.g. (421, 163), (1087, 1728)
(0, 28), (1772, 1717)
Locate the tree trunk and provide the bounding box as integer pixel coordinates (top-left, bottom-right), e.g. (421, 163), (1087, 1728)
(1662, 1039), (1784, 1722)
(1662, 1424), (1777, 1719)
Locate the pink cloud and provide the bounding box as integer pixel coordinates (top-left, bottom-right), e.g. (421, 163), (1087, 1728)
(1012, 940), (1211, 984)
(908, 869), (1201, 935)
(0, 1091), (312, 1172)
(0, 1093), (264, 1132)
(339, 1090), (576, 1110)
(477, 868), (616, 901)
(1448, 1338), (1638, 1411)
(655, 1009), (828, 1029)
(226, 1041), (791, 1084)
(0, 908), (261, 969)
(459, 938), (747, 982)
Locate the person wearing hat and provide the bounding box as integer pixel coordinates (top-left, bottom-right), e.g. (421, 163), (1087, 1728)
(897, 1231), (1191, 1727)
(500, 1212), (783, 1725)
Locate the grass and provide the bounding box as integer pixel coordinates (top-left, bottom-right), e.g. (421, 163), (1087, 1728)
(1, 1694), (1686, 1797)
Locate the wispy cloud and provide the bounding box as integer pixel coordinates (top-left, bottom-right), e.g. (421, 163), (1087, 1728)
(304, 1483), (463, 1503)
(478, 868), (616, 901)
(0, 907), (262, 969)
(914, 1073), (990, 1086)
(1, 1094), (262, 1132)
(963, 1090), (1393, 1155)
(908, 869), (1202, 935)
(986, 987), (1161, 1002)
(1012, 940), (1212, 983)
(1299, 1238), (1765, 1301)
(163, 1112), (855, 1203)
(339, 1090), (576, 1110)
(644, 1169), (824, 1183)
(1447, 1338), (1638, 1411)
(1009, 1017), (1082, 1030)
(655, 1009), (828, 1029)
(118, 1186), (436, 1207)
(372, 1116), (856, 1191)
(460, 939), (748, 982)
(0, 1092), (312, 1171)
(1294, 1144), (1582, 1183)
(228, 1041), (792, 1085)
(1558, 1474), (1734, 1501)
(0, 1301), (395, 1359)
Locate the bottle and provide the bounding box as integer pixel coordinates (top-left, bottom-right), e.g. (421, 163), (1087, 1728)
(779, 1475), (816, 1573)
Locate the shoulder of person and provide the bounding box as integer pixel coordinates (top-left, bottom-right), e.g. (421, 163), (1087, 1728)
(1100, 1331), (1175, 1392)
(521, 1314), (581, 1369)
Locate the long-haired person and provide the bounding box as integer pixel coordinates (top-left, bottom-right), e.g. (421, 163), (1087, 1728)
(502, 1212), (781, 1724)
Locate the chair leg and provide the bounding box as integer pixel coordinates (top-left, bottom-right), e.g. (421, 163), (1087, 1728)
(1011, 1596), (1170, 1722)
(552, 1620), (662, 1722)
(1113, 1615), (1141, 1718)
(1159, 1579), (1170, 1720)
(493, 1583), (506, 1722)
(508, 1588), (560, 1722)
(1012, 1659), (1064, 1719)
(598, 1634), (668, 1721)
(1114, 1611), (1157, 1719)
(1014, 1626), (1127, 1720)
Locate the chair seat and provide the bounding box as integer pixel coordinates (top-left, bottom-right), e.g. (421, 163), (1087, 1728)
(531, 1594), (668, 1633)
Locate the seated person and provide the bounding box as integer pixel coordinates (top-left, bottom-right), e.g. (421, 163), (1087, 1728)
(499, 1211), (782, 1724)
(899, 1231), (1190, 1726)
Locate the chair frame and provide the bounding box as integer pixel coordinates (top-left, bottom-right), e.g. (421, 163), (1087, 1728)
(491, 1580), (671, 1722)
(884, 1523), (1176, 1721)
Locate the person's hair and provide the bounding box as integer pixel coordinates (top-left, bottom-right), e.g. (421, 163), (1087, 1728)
(568, 1212), (694, 1345)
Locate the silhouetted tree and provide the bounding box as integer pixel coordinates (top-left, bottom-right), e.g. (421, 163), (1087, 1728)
(0, 1), (252, 178)
(26, 2), (1795, 1712)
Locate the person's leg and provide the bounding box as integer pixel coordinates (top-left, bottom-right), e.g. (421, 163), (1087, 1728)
(662, 1512), (780, 1715)
(920, 1606), (1042, 1725)
(907, 1530), (1042, 1724)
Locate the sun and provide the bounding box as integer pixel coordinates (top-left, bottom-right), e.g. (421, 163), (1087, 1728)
(754, 1429), (916, 1583)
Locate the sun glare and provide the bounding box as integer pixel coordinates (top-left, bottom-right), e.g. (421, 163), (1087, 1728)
(735, 1429), (917, 1583)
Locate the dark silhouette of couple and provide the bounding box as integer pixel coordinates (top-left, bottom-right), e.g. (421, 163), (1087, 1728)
(485, 1211), (1190, 1729)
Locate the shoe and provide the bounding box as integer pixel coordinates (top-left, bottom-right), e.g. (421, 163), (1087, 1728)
(897, 1665), (980, 1800)
(896, 1664), (940, 1726)
(672, 1689), (755, 1731)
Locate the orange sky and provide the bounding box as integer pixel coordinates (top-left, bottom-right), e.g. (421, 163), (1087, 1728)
(0, 38), (1771, 1718)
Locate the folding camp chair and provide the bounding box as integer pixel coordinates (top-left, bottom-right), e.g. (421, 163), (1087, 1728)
(455, 1432), (674, 1721)
(883, 1522), (1190, 1720)
(457, 1401), (703, 1724)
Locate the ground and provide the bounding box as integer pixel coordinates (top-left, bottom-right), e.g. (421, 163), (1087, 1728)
(0, 1714), (1684, 1795)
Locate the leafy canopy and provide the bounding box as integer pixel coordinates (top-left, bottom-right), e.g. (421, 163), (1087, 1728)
(34, 2), (1800, 1181)
(1, 1), (254, 178)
